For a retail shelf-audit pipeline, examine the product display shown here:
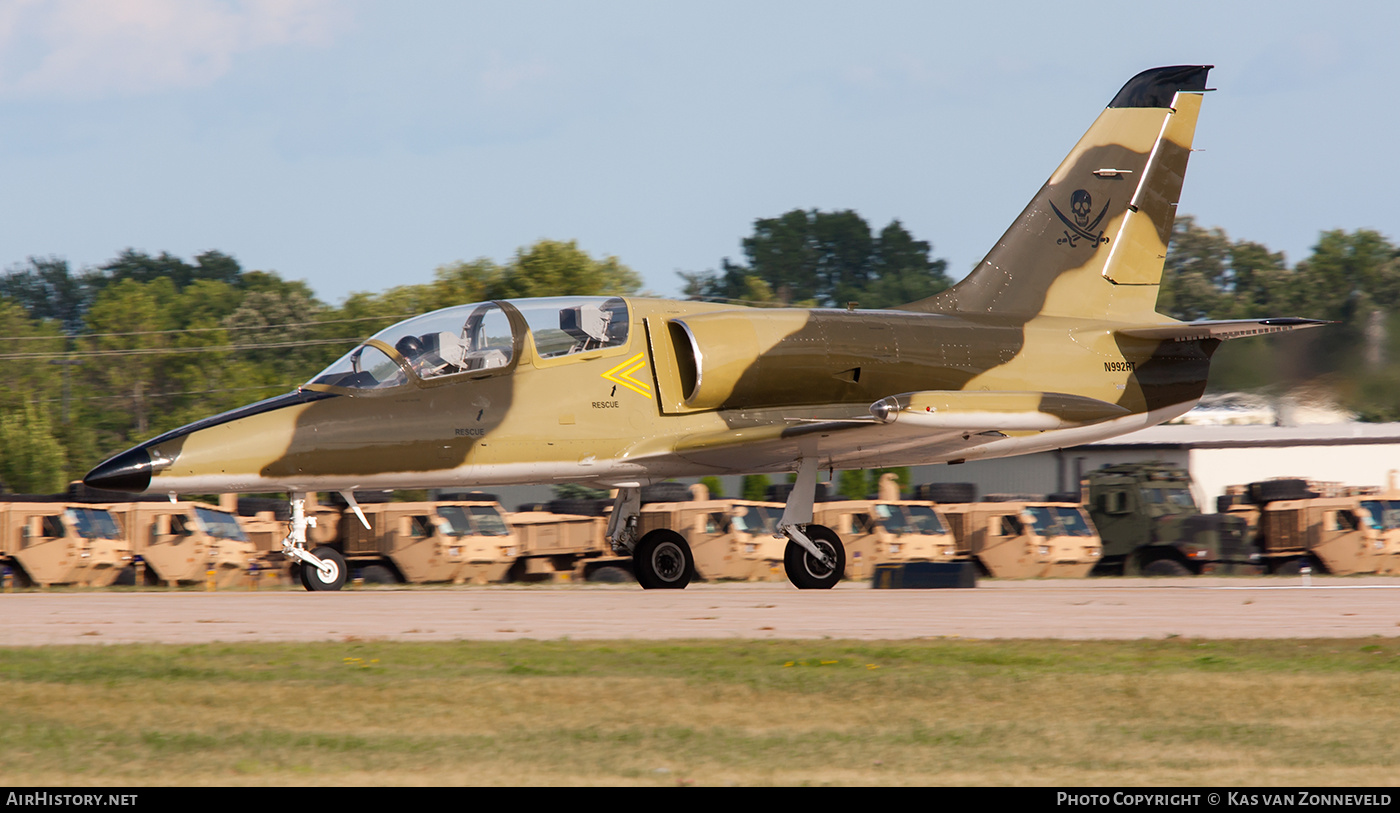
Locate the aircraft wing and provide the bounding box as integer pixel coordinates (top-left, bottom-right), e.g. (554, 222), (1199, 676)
(1116, 318), (1328, 342)
(663, 391), (1129, 473)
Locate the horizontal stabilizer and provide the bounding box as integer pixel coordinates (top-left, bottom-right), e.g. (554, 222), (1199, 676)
(870, 390), (1130, 431)
(1116, 318), (1329, 342)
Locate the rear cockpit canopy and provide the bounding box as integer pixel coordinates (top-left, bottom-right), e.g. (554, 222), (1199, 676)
(307, 297), (630, 392)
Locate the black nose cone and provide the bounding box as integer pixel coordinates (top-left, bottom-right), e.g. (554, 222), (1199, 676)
(83, 447), (154, 494)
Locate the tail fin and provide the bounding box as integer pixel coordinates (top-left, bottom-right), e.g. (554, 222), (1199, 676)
(900, 65), (1211, 321)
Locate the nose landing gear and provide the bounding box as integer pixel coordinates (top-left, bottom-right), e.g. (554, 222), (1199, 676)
(281, 493), (346, 592)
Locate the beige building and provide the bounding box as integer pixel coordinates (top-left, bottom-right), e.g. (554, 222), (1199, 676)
(904, 423), (1400, 513)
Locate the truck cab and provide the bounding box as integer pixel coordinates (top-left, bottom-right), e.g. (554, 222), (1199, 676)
(939, 501), (1101, 578)
(1084, 463), (1258, 576)
(0, 500), (130, 587)
(105, 502), (256, 587)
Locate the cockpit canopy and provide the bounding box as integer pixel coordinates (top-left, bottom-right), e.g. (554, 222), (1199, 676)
(307, 297), (630, 391)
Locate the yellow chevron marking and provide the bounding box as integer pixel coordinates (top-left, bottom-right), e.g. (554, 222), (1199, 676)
(601, 352), (653, 399)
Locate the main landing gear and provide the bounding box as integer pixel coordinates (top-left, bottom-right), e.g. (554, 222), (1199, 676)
(783, 523), (845, 590)
(773, 455), (845, 589)
(607, 487), (693, 589)
(609, 456), (847, 591)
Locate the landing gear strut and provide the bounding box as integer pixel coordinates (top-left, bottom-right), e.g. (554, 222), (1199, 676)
(610, 486), (695, 589)
(281, 493), (345, 592)
(776, 453), (846, 590)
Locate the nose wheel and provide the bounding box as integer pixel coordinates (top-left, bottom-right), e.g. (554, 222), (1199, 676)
(632, 530), (694, 589)
(299, 546), (347, 591)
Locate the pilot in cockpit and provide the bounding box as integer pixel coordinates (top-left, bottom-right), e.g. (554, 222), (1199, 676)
(396, 332), (474, 378)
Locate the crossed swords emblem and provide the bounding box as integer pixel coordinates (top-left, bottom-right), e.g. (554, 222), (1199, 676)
(1050, 189), (1111, 248)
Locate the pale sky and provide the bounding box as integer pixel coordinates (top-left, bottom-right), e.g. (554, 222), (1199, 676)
(2, 0), (1396, 305)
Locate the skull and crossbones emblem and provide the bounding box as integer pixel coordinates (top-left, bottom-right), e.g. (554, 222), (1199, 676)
(1051, 189), (1110, 248)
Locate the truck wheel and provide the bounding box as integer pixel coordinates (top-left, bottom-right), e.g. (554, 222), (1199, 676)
(302, 547), (347, 592)
(1271, 558), (1311, 575)
(586, 565), (633, 583)
(359, 564), (399, 584)
(1142, 558), (1191, 577)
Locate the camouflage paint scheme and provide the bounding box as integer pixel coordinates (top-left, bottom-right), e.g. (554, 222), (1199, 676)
(87, 67), (1323, 523)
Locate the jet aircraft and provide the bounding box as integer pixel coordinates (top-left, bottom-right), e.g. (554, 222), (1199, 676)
(86, 65), (1324, 591)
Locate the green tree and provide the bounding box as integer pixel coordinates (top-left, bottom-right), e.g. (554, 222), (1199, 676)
(224, 276), (336, 387)
(496, 240), (641, 299)
(0, 256), (101, 334)
(0, 299), (65, 412)
(873, 467), (910, 496)
(837, 470), (868, 500)
(1158, 216), (1232, 321)
(100, 249), (243, 290)
(0, 400), (68, 494)
(741, 474), (771, 502)
(430, 258), (505, 306)
(81, 278), (178, 440)
(699, 476), (724, 499)
(682, 210), (949, 308)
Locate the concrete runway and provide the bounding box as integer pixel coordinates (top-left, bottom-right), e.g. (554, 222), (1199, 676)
(4, 577), (1400, 645)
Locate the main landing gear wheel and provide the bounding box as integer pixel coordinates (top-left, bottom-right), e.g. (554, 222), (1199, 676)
(784, 524), (845, 590)
(300, 546), (347, 592)
(632, 530), (694, 590)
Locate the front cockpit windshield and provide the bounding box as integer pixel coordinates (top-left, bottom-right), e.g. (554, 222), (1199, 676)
(305, 297), (630, 391)
(65, 507), (121, 540)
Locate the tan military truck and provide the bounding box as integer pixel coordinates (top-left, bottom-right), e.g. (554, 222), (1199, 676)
(636, 484), (788, 581)
(1356, 493), (1400, 575)
(236, 492), (630, 586)
(105, 501), (257, 587)
(1221, 480), (1383, 575)
(0, 499), (130, 587)
(938, 499), (1101, 578)
(504, 507), (630, 582)
(815, 476), (1099, 579)
(327, 498), (515, 585)
(813, 476), (961, 581)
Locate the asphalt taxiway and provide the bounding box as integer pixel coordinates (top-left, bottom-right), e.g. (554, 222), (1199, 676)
(4, 577), (1400, 645)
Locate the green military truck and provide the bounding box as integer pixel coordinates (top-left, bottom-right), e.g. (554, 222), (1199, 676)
(1083, 462), (1259, 576)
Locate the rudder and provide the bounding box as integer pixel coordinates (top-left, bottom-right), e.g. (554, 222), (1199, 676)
(900, 65), (1211, 321)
